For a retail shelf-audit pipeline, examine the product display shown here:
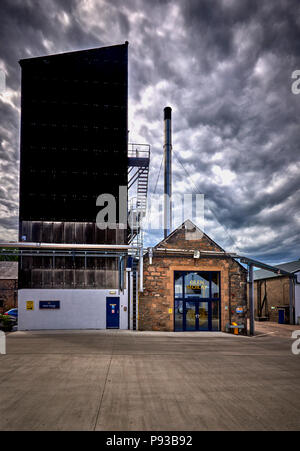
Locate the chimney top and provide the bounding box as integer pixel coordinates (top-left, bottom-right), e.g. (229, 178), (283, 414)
(164, 107), (172, 120)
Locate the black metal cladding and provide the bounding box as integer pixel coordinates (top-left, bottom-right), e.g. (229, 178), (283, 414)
(18, 44), (129, 289)
(19, 43), (128, 223)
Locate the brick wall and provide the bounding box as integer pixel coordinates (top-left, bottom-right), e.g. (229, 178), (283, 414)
(139, 255), (247, 332)
(160, 226), (224, 252)
(139, 224), (248, 333)
(0, 280), (18, 314)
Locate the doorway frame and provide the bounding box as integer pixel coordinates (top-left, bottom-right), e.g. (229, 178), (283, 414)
(174, 271), (221, 332)
(106, 297), (120, 330)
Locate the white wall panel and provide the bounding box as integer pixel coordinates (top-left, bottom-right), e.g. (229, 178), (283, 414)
(18, 289), (128, 330)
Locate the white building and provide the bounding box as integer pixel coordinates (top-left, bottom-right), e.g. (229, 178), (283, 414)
(18, 269), (136, 331)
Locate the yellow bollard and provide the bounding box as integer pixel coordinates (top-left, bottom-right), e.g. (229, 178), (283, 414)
(232, 322), (239, 335)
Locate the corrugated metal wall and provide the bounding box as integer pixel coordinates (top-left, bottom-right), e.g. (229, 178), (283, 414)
(20, 267), (119, 290)
(19, 221), (126, 289)
(20, 221), (127, 244)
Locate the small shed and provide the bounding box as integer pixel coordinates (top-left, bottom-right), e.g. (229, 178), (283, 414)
(253, 260), (300, 324)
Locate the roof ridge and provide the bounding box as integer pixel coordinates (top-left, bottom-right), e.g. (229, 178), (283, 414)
(154, 219), (225, 252)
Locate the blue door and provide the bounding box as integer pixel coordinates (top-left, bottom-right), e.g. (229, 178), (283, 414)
(184, 300), (210, 331)
(106, 298), (120, 329)
(278, 309), (285, 324)
(174, 271), (221, 332)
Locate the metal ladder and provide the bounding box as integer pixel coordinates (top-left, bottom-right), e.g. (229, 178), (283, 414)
(128, 144), (150, 245)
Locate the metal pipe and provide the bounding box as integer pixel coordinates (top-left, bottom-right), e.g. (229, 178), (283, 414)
(127, 269), (131, 330)
(135, 267), (139, 331)
(130, 271), (134, 330)
(119, 257), (125, 293)
(0, 242), (141, 251)
(164, 106), (172, 239)
(139, 247), (144, 293)
(239, 256), (292, 276)
(118, 257), (122, 292)
(0, 251), (129, 258)
(155, 247), (231, 255)
(289, 277), (295, 325)
(148, 247), (153, 265)
(248, 264), (255, 336)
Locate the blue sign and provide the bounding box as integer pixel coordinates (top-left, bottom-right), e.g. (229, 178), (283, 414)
(39, 301), (60, 310)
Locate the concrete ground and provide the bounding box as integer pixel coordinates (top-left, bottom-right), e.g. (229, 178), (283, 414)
(0, 330), (300, 431)
(255, 320), (300, 338)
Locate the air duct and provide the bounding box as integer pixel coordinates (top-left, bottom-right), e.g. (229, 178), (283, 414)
(164, 106), (172, 239)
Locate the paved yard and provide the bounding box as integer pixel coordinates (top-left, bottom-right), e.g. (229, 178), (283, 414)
(0, 330), (300, 431)
(255, 321), (300, 338)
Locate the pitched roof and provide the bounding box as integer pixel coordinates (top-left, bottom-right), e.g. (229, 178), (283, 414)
(155, 220), (225, 252)
(0, 262), (18, 280)
(254, 260), (300, 281)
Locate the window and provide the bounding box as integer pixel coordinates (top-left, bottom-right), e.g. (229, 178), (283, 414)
(211, 273), (220, 299)
(174, 300), (183, 332)
(174, 273), (183, 299)
(211, 301), (220, 331)
(185, 272), (210, 299)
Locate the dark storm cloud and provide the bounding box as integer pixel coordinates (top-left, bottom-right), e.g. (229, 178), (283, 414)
(0, 0), (103, 93)
(0, 0), (299, 264)
(0, 0), (101, 240)
(164, 0), (300, 263)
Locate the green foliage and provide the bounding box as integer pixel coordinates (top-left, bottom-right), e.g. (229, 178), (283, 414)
(0, 315), (11, 324)
(0, 314), (14, 331)
(0, 248), (18, 262)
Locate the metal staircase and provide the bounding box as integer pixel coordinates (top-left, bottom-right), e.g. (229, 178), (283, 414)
(128, 143), (150, 245)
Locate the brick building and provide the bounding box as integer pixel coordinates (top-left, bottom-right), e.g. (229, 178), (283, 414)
(139, 221), (248, 333)
(254, 260), (300, 324)
(0, 262), (18, 314)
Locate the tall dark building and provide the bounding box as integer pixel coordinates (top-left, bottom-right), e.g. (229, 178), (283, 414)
(19, 43), (128, 225)
(18, 43), (129, 289)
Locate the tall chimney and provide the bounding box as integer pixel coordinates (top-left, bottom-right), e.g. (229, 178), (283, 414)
(164, 107), (172, 239)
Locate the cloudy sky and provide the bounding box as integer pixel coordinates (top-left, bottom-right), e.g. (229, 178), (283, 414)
(0, 0), (300, 264)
